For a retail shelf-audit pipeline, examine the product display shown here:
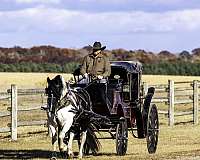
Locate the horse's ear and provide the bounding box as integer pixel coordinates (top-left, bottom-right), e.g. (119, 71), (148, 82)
(47, 77), (51, 83)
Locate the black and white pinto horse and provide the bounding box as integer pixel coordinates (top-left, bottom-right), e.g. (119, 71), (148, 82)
(44, 75), (103, 159)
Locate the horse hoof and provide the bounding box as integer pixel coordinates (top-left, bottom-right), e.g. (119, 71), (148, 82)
(78, 155), (83, 159)
(68, 153), (74, 159)
(50, 157), (57, 160)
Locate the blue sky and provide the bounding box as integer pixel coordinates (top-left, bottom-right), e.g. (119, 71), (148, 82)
(1, 0), (200, 53)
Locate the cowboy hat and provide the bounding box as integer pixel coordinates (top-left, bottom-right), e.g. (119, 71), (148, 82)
(92, 41), (106, 51)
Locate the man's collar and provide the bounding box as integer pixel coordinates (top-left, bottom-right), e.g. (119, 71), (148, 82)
(89, 52), (103, 58)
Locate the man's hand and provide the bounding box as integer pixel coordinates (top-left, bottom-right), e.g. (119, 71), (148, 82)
(97, 75), (103, 79)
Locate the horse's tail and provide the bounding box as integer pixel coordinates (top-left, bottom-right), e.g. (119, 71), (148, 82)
(84, 123), (101, 155)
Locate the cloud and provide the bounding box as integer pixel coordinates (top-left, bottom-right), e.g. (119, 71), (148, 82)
(77, 0), (187, 5)
(69, 0), (199, 8)
(1, 8), (200, 52)
(0, 6), (200, 36)
(144, 0), (183, 4)
(15, 0), (61, 4)
(79, 0), (130, 3)
(1, 1), (200, 51)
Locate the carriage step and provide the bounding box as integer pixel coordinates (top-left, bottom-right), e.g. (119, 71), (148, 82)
(109, 117), (122, 121)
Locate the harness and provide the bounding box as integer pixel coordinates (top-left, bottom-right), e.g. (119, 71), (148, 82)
(56, 90), (78, 113)
(46, 79), (106, 130)
(52, 88), (87, 125)
(56, 90), (89, 132)
(46, 81), (110, 135)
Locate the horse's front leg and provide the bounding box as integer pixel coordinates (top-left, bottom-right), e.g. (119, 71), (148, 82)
(68, 132), (75, 158)
(49, 125), (57, 159)
(59, 127), (68, 153)
(78, 131), (87, 159)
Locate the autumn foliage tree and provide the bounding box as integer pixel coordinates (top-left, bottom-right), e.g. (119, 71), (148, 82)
(0, 45), (200, 75)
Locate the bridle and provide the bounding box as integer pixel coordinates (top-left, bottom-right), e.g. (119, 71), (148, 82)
(46, 79), (80, 114)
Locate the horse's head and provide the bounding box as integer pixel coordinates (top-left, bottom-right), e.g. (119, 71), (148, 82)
(46, 75), (63, 99)
(45, 75), (69, 111)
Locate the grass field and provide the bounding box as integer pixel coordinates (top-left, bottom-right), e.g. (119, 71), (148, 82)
(0, 72), (73, 91)
(143, 75), (200, 85)
(0, 73), (200, 159)
(1, 125), (200, 160)
(1, 72), (200, 91)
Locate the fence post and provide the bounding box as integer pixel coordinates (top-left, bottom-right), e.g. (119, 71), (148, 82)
(168, 80), (174, 126)
(11, 84), (17, 141)
(193, 80), (198, 125)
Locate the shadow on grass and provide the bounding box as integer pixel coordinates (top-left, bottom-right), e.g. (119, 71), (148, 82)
(0, 150), (119, 159)
(0, 130), (47, 140)
(94, 152), (118, 157)
(0, 149), (61, 159)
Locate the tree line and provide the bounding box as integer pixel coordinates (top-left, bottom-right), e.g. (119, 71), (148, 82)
(0, 61), (199, 76)
(0, 45), (200, 75)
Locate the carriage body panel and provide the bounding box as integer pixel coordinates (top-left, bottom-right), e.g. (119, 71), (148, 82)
(108, 61), (142, 117)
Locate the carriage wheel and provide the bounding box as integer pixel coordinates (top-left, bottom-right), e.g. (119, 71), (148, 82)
(146, 104), (159, 154)
(116, 117), (128, 156)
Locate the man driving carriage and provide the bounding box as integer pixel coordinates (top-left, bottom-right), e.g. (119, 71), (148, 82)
(79, 41), (112, 111)
(80, 41), (111, 81)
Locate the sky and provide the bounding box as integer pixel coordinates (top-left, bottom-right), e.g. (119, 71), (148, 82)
(0, 0), (200, 53)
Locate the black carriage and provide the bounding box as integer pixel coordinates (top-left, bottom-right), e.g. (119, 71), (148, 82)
(72, 61), (159, 155)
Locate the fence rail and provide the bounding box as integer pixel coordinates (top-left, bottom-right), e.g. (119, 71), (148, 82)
(18, 106), (42, 112)
(0, 127), (11, 133)
(18, 120), (46, 127)
(7, 88), (45, 94)
(0, 112), (11, 117)
(0, 96), (10, 100)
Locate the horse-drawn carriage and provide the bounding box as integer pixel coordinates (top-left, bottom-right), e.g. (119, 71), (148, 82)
(72, 61), (159, 155)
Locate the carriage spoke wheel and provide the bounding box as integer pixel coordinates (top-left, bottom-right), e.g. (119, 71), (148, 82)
(116, 117), (128, 156)
(146, 104), (159, 154)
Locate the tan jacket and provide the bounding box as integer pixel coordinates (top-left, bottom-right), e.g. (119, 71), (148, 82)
(80, 53), (111, 78)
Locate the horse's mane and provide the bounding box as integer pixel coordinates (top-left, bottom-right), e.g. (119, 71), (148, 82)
(59, 75), (68, 100)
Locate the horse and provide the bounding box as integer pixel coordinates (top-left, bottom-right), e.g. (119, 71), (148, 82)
(44, 75), (103, 159)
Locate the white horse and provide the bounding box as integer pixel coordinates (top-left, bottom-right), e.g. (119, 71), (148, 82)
(44, 75), (101, 159)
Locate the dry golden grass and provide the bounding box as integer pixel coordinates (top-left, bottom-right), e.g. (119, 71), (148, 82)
(142, 75), (200, 85)
(0, 72), (73, 91)
(0, 73), (200, 91)
(1, 125), (200, 160)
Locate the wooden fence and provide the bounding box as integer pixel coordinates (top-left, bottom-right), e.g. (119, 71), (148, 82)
(0, 85), (46, 141)
(0, 87), (12, 136)
(144, 80), (199, 126)
(0, 80), (200, 140)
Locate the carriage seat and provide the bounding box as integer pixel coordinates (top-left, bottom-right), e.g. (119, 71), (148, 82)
(84, 82), (112, 116)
